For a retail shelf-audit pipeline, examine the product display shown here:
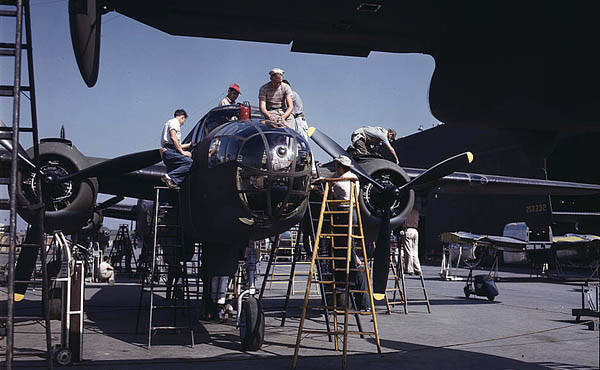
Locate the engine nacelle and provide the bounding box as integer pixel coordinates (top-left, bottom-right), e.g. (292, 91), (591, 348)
(315, 157), (415, 242)
(17, 139), (98, 234)
(355, 158), (415, 241)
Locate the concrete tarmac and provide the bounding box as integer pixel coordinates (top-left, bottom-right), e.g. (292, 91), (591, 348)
(2, 264), (599, 369)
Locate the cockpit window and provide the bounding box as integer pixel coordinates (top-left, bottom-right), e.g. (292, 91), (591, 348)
(236, 130), (311, 220)
(238, 134), (267, 171)
(266, 133), (295, 173)
(201, 109), (240, 139)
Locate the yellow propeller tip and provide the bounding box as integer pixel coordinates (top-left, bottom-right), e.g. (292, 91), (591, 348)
(373, 293), (386, 301)
(307, 127), (315, 137)
(466, 152), (474, 163)
(14, 293), (25, 302)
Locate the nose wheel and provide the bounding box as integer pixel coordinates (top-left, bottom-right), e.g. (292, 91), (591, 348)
(239, 296), (265, 351)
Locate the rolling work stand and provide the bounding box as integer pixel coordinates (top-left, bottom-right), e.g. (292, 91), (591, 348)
(292, 178), (381, 370)
(135, 187), (196, 348)
(0, 1), (53, 368)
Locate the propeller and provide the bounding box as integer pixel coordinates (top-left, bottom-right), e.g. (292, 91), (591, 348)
(308, 127), (473, 299)
(58, 149), (162, 183)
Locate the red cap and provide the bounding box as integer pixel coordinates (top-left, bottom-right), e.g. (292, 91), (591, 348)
(229, 83), (241, 94)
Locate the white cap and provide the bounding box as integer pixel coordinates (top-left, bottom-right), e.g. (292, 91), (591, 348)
(269, 68), (285, 76)
(334, 155), (352, 167)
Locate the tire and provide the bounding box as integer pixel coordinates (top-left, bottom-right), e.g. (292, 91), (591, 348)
(55, 348), (72, 366)
(487, 295), (495, 301)
(463, 287), (470, 298)
(239, 297), (264, 351)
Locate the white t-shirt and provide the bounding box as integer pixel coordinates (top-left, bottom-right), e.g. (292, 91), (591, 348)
(99, 261), (112, 276)
(161, 118), (181, 147)
(219, 96), (235, 106)
(331, 171), (359, 208)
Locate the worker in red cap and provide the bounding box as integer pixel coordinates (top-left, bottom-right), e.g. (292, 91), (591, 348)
(219, 83), (241, 106)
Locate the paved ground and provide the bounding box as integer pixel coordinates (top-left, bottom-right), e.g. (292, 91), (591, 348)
(2, 264), (599, 369)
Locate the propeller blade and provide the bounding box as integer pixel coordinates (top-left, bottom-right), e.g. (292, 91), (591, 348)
(308, 127), (384, 191)
(0, 120), (36, 170)
(398, 152), (473, 192)
(14, 223), (43, 301)
(95, 195), (124, 212)
(60, 149), (162, 183)
(372, 208), (391, 299)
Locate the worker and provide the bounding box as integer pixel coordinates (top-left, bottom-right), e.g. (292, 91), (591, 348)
(350, 126), (399, 164)
(282, 79), (308, 140)
(219, 83), (241, 106)
(160, 109), (193, 189)
(98, 256), (115, 285)
(327, 155), (370, 310)
(258, 68), (295, 129)
(400, 208), (422, 275)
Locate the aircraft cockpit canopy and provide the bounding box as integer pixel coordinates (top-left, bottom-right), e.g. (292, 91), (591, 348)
(183, 104), (264, 144)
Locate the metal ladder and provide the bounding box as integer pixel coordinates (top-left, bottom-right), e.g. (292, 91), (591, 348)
(383, 248), (407, 314)
(292, 179), (381, 370)
(395, 248), (431, 314)
(108, 224), (137, 273)
(135, 186), (196, 348)
(0, 0), (53, 368)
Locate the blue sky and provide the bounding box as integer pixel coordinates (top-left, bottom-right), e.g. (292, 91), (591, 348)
(1, 1), (440, 229)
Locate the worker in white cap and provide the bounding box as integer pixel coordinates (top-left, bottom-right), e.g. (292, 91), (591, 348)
(329, 155), (370, 310)
(258, 68), (295, 129)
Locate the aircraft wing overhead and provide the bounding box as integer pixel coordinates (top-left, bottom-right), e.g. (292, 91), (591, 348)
(100, 1), (598, 131)
(404, 168), (600, 197)
(100, 203), (137, 221)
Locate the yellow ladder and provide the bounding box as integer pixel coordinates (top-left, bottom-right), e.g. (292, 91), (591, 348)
(292, 178), (381, 369)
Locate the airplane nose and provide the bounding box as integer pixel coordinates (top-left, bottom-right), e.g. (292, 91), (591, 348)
(236, 131), (312, 220)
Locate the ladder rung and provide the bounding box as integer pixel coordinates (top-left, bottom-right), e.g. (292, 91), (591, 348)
(323, 210), (349, 214)
(349, 289), (369, 293)
(315, 256), (347, 261)
(0, 85), (31, 96)
(0, 49), (15, 56)
(0, 42), (28, 49)
(151, 326), (190, 330)
(300, 329), (332, 335)
(333, 268), (366, 272)
(334, 310), (373, 315)
(310, 280), (336, 284)
(344, 331), (377, 335)
(387, 301), (405, 305)
(0, 9), (17, 17)
(0, 126), (34, 132)
(318, 233), (363, 238)
(324, 199), (350, 203)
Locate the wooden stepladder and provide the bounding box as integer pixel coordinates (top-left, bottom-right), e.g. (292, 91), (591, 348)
(292, 178), (381, 369)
